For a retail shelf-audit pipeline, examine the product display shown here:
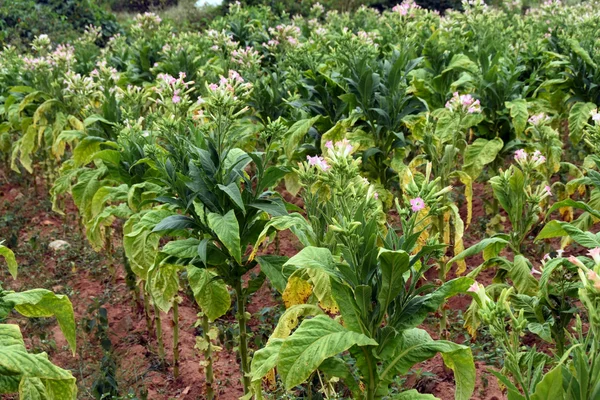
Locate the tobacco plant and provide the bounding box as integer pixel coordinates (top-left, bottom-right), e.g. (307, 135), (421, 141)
(249, 140), (475, 399)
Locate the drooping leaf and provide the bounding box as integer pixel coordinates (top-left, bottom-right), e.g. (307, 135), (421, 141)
(0, 325), (77, 399)
(0, 244), (18, 279)
(463, 138), (504, 180)
(4, 289), (76, 354)
(147, 262), (182, 313)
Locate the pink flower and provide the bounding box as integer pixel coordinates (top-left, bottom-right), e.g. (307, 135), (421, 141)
(374, 192), (379, 200)
(306, 155), (330, 171)
(172, 95), (181, 103)
(587, 270), (600, 290)
(410, 197), (425, 212)
(531, 268), (541, 275)
(532, 150), (545, 165)
(544, 185), (552, 196)
(591, 109), (600, 122)
(467, 282), (480, 293)
(587, 247), (600, 264)
(514, 149), (528, 161)
(325, 141), (333, 149)
(208, 83), (218, 91)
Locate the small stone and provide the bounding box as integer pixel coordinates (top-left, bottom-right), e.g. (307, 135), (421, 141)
(49, 240), (70, 251)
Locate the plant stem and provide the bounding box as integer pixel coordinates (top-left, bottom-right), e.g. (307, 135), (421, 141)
(104, 226), (115, 283)
(173, 299), (180, 379)
(142, 282), (153, 337)
(154, 302), (165, 366)
(234, 279), (251, 394)
(202, 314), (215, 400)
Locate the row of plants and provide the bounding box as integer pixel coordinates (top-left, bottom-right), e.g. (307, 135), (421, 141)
(0, 0), (600, 398)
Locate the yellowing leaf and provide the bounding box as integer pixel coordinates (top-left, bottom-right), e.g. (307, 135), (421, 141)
(282, 276), (312, 308)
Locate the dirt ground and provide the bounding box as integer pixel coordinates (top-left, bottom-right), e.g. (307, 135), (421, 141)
(0, 173), (508, 399)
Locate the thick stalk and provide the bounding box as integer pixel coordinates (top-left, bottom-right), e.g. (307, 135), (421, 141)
(234, 279), (251, 393)
(154, 302), (165, 365)
(142, 282), (153, 336)
(202, 314), (215, 400)
(104, 226), (115, 282)
(172, 299), (180, 379)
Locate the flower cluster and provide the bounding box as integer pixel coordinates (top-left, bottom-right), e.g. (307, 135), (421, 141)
(132, 12), (162, 33)
(514, 149), (545, 167)
(82, 25), (102, 44)
(306, 155), (330, 171)
(591, 109), (600, 123)
(325, 139), (354, 159)
(392, 0), (420, 16)
(445, 92), (481, 114)
(268, 24), (302, 48)
(154, 72), (194, 111)
(207, 30), (239, 53)
(356, 31), (378, 47)
(31, 34), (52, 55)
(231, 46), (263, 69)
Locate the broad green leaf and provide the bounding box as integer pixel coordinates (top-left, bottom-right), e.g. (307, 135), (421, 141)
(162, 238), (201, 259)
(378, 328), (474, 400)
(207, 210), (241, 264)
(443, 54), (478, 75)
(568, 102), (596, 144)
(330, 279), (368, 335)
(284, 116), (321, 160)
(4, 289), (76, 354)
(123, 210), (171, 280)
(536, 220), (600, 248)
(217, 183), (245, 213)
(73, 136), (105, 167)
(249, 338), (283, 383)
(0, 325), (77, 399)
(256, 255), (292, 293)
(277, 315), (377, 389)
(152, 215), (197, 232)
(447, 237), (509, 267)
(186, 266), (230, 322)
(393, 277), (473, 331)
(505, 99), (528, 136)
(377, 249), (410, 312)
(509, 255), (538, 295)
(463, 138), (504, 179)
(531, 366), (563, 400)
(147, 262), (181, 313)
(547, 199), (600, 220)
(0, 244), (18, 279)
(535, 220), (567, 240)
(284, 247), (335, 273)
